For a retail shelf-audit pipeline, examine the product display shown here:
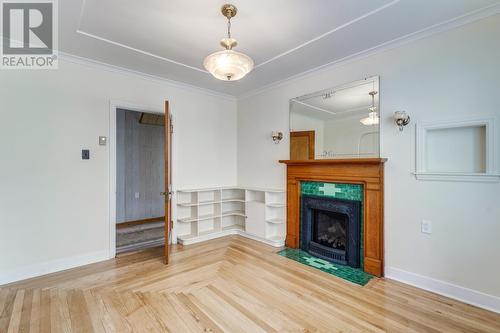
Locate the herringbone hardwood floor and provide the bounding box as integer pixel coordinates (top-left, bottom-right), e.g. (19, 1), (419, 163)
(1, 236), (499, 332)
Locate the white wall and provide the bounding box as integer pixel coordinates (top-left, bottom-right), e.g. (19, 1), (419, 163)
(237, 15), (500, 306)
(0, 58), (237, 283)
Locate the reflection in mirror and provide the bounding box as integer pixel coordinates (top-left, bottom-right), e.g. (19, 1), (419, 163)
(289, 76), (380, 160)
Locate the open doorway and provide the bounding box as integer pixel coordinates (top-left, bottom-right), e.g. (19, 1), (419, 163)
(115, 108), (166, 254)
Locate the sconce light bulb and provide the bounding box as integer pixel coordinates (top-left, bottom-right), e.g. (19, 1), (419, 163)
(394, 111), (410, 131)
(272, 131), (283, 144)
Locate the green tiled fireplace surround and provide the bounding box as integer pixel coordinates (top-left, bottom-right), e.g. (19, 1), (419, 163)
(278, 181), (373, 286)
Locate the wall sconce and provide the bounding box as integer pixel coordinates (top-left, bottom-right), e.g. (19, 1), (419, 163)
(394, 111), (410, 131)
(271, 131), (283, 144)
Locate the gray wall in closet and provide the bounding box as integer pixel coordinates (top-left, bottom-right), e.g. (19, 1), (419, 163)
(116, 109), (165, 223)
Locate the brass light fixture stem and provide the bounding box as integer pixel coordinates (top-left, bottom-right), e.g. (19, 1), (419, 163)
(219, 4), (238, 50)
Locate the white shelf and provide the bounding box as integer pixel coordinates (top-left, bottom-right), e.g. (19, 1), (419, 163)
(198, 229), (218, 237)
(221, 198), (246, 203)
(176, 186), (286, 247)
(222, 224), (244, 232)
(222, 210), (245, 217)
(266, 218), (284, 224)
(266, 203), (285, 208)
(177, 228), (284, 247)
(178, 200), (221, 207)
(177, 188), (220, 193)
(178, 213), (219, 223)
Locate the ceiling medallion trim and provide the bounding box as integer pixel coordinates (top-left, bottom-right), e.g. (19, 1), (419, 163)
(74, 1), (500, 97)
(239, 3), (500, 99)
(76, 0), (401, 74)
(254, 0), (401, 69)
(76, 29), (209, 73)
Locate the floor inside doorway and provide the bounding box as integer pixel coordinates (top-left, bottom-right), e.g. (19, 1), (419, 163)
(116, 221), (164, 253)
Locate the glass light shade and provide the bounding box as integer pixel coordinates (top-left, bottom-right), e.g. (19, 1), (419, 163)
(203, 49), (254, 81)
(360, 111), (379, 126)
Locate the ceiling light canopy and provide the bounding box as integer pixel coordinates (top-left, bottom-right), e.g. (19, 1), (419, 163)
(203, 4), (254, 81)
(360, 91), (379, 126)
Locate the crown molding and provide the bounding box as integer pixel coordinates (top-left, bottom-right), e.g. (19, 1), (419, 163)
(58, 52), (237, 101)
(238, 4), (500, 100)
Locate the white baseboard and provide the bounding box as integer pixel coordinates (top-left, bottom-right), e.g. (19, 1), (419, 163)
(178, 229), (284, 248)
(0, 250), (110, 286)
(385, 266), (500, 314)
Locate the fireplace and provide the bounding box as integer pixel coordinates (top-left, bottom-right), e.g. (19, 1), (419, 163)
(301, 195), (361, 268)
(279, 159), (386, 276)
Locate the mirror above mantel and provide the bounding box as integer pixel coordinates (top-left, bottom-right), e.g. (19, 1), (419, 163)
(289, 76), (380, 160)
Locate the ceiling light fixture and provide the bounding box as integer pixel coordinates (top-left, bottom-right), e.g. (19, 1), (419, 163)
(322, 91), (335, 99)
(203, 4), (254, 81)
(360, 91), (379, 126)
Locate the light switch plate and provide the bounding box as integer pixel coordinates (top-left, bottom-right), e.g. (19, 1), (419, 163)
(421, 220), (432, 234)
(99, 136), (107, 146)
(135, 192), (140, 199)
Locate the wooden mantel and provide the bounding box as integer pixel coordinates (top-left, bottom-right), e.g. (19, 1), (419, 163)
(279, 158), (387, 277)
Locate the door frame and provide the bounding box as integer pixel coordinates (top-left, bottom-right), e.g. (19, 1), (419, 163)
(108, 99), (175, 259)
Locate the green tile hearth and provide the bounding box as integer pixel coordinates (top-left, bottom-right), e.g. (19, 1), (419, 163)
(277, 248), (373, 286)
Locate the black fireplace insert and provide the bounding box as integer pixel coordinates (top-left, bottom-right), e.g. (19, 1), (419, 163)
(301, 195), (361, 268)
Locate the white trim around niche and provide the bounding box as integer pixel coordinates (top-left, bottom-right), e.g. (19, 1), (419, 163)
(414, 117), (500, 182)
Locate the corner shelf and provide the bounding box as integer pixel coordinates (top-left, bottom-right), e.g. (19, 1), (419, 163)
(266, 203), (286, 208)
(176, 187), (285, 247)
(265, 218), (284, 224)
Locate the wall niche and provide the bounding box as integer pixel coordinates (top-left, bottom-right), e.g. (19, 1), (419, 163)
(415, 117), (499, 182)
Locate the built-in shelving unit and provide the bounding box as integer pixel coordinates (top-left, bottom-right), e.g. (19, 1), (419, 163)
(176, 187), (285, 247)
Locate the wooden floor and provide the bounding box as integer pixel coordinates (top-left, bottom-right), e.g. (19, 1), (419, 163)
(2, 236), (500, 333)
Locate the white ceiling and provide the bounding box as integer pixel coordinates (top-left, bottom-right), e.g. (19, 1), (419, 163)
(59, 0), (500, 97)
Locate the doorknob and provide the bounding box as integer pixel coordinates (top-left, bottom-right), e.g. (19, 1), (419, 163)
(161, 191), (173, 196)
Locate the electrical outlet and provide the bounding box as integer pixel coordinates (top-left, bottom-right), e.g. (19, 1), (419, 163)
(134, 192), (140, 199)
(421, 220), (432, 234)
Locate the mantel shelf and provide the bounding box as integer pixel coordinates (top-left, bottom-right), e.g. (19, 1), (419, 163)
(279, 158), (387, 165)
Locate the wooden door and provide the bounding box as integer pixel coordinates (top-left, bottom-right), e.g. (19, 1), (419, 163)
(164, 101), (172, 264)
(290, 131), (315, 160)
